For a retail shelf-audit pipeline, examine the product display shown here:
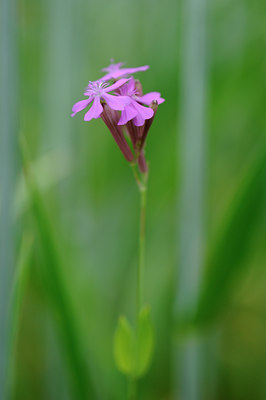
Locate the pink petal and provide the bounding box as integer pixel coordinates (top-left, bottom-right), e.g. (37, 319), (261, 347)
(133, 114), (145, 126)
(104, 78), (129, 93)
(101, 62), (125, 73)
(84, 96), (103, 121)
(111, 65), (150, 79)
(127, 77), (136, 93)
(118, 104), (138, 125)
(71, 97), (93, 116)
(123, 65), (149, 74)
(132, 101), (154, 126)
(138, 92), (165, 105)
(102, 93), (130, 111)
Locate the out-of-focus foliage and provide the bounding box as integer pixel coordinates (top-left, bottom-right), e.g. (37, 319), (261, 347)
(1, 0), (265, 398)
(113, 307), (154, 379)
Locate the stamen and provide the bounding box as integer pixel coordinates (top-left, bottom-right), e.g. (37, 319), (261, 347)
(84, 80), (109, 96)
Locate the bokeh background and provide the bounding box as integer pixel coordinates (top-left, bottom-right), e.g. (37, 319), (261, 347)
(1, 0), (266, 399)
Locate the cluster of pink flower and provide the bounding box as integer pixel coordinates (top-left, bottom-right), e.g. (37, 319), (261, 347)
(71, 62), (165, 172)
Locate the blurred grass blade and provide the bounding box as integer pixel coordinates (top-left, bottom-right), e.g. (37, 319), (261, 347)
(20, 135), (94, 399)
(14, 149), (71, 218)
(196, 149), (266, 325)
(175, 0), (207, 397)
(0, 0), (18, 396)
(7, 233), (33, 398)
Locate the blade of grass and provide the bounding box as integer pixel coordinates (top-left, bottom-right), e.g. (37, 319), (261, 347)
(20, 135), (94, 399)
(0, 0), (18, 396)
(196, 147), (266, 326)
(6, 233), (33, 399)
(174, 0), (207, 397)
(14, 149), (71, 218)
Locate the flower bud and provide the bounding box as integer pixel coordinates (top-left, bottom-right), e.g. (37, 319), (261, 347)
(125, 120), (138, 149)
(101, 104), (134, 162)
(140, 100), (158, 151)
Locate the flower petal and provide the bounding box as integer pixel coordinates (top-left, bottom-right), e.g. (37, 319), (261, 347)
(123, 65), (149, 74)
(84, 96), (103, 121)
(102, 93), (130, 111)
(116, 77), (136, 96)
(111, 65), (150, 79)
(127, 77), (136, 93)
(104, 78), (129, 93)
(101, 62), (125, 73)
(132, 102), (154, 126)
(138, 92), (165, 105)
(71, 97), (93, 116)
(133, 114), (145, 126)
(118, 104), (138, 125)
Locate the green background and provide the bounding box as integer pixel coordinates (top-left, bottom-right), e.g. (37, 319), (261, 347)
(1, 0), (266, 398)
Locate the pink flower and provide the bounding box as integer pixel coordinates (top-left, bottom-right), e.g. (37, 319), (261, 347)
(71, 79), (130, 121)
(70, 62), (165, 172)
(100, 62), (149, 81)
(116, 77), (165, 126)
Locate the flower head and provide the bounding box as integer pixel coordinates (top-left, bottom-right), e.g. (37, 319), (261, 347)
(71, 79), (130, 121)
(71, 61), (165, 172)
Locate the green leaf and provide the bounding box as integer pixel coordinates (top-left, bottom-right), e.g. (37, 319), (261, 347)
(113, 316), (135, 376)
(136, 307), (154, 377)
(113, 308), (154, 379)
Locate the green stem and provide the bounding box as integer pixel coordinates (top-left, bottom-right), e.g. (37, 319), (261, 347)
(127, 376), (137, 400)
(129, 164), (148, 400)
(130, 163), (142, 190)
(136, 179), (147, 319)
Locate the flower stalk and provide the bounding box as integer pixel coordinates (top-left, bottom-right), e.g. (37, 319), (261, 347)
(71, 61), (164, 398)
(127, 376), (137, 400)
(137, 175), (147, 319)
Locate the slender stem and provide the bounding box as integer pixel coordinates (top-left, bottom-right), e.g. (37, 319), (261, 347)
(136, 181), (147, 319)
(129, 165), (148, 400)
(130, 163), (148, 319)
(127, 377), (136, 400)
(130, 163), (142, 190)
